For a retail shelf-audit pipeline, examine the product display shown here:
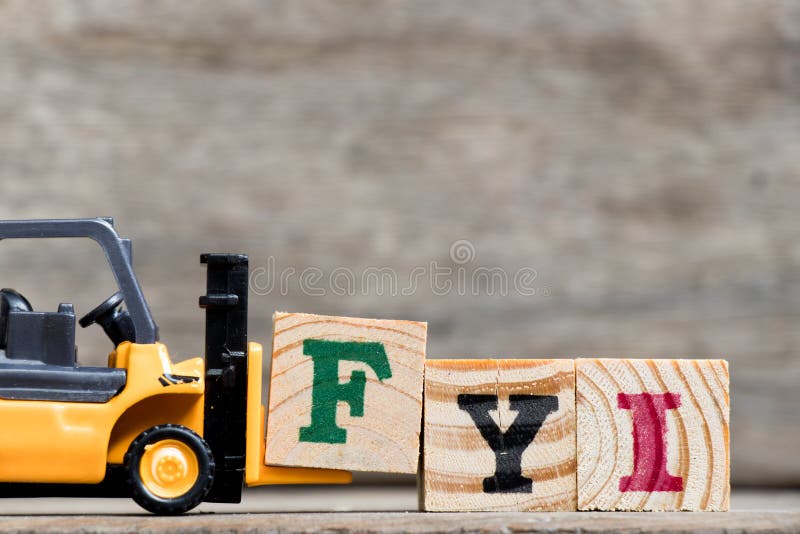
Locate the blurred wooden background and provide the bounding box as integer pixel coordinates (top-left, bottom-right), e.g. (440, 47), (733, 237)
(0, 1), (798, 487)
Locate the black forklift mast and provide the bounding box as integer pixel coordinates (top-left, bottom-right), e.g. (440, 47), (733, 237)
(199, 253), (249, 503)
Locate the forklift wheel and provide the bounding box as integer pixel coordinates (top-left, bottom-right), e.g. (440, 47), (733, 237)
(125, 424), (214, 515)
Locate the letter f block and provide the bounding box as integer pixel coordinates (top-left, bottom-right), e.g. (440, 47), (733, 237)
(266, 313), (427, 474)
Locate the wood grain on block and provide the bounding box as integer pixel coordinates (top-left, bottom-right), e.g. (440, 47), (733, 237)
(576, 359), (729, 511)
(265, 312), (427, 474)
(422, 359), (576, 511)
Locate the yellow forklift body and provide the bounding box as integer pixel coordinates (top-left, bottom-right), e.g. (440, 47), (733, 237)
(0, 339), (348, 487)
(0, 342), (204, 484)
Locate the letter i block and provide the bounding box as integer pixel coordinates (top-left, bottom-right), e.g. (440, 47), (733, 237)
(422, 359), (576, 511)
(576, 359), (730, 511)
(265, 312), (427, 473)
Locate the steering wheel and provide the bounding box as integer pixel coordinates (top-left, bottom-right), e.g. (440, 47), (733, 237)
(79, 291), (125, 329)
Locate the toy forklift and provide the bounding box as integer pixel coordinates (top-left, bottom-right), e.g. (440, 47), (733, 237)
(0, 218), (349, 514)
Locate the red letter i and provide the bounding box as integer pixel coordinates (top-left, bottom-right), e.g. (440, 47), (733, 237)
(618, 392), (683, 492)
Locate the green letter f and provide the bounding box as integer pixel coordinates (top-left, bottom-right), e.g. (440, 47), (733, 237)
(298, 339), (392, 444)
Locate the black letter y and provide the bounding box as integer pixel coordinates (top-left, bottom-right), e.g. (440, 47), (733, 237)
(458, 394), (558, 493)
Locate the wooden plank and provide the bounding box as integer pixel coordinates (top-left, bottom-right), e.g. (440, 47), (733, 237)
(0, 487), (794, 515)
(422, 359), (576, 511)
(576, 359), (729, 511)
(265, 312), (427, 474)
(0, 509), (797, 533)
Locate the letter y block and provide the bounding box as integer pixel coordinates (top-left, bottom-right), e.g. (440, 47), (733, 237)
(422, 359), (576, 511)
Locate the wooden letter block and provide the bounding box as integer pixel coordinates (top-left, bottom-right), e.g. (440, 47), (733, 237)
(576, 359), (729, 511)
(422, 359), (576, 511)
(265, 312), (427, 474)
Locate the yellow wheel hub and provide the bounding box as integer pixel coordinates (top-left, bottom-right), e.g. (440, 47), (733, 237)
(139, 439), (199, 499)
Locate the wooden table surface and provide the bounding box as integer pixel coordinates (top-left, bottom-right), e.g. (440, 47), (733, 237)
(0, 487), (796, 533)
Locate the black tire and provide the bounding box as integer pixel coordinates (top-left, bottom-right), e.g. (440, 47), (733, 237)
(124, 424), (214, 515)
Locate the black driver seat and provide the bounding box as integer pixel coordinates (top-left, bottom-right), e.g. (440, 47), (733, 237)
(6, 300), (77, 367)
(0, 288), (126, 403)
